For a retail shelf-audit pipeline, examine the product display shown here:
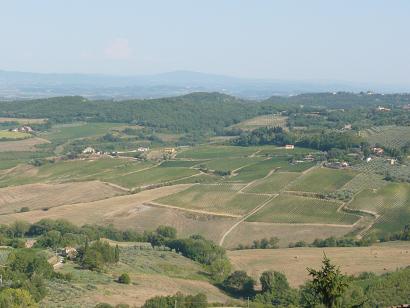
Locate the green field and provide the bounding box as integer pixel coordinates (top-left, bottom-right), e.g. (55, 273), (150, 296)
(0, 130), (31, 140)
(156, 184), (270, 215)
(247, 194), (358, 224)
(202, 157), (263, 172)
(42, 122), (126, 142)
(176, 145), (258, 159)
(0, 151), (51, 170)
(287, 167), (356, 193)
(159, 160), (202, 168)
(349, 183), (410, 234)
(244, 172), (301, 194)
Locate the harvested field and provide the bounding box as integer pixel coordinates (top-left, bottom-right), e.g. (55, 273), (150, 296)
(222, 221), (352, 249)
(0, 184), (236, 243)
(0, 185), (192, 226)
(0, 181), (126, 214)
(246, 194), (358, 225)
(228, 242), (410, 287)
(0, 137), (49, 152)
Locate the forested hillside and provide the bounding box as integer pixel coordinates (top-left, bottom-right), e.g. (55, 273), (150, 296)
(1, 92), (409, 133)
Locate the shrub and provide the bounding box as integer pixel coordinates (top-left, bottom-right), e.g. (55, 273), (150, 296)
(118, 273), (131, 284)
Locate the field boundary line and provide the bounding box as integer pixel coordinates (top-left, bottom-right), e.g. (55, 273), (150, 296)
(219, 194), (278, 246)
(145, 201), (241, 218)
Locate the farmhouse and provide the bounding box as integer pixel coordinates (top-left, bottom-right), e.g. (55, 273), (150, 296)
(372, 147), (384, 155)
(376, 106), (391, 112)
(164, 147), (176, 154)
(285, 144), (295, 150)
(82, 147), (96, 154)
(137, 147), (149, 152)
(10, 125), (33, 133)
(304, 154), (315, 161)
(58, 247), (78, 260)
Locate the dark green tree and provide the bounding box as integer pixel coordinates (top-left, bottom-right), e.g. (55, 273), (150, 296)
(307, 255), (349, 308)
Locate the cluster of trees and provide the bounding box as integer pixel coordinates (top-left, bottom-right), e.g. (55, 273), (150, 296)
(0, 248), (68, 306)
(233, 126), (363, 152)
(236, 237), (279, 250)
(78, 240), (120, 271)
(0, 219), (146, 250)
(142, 292), (207, 308)
(379, 224), (410, 242)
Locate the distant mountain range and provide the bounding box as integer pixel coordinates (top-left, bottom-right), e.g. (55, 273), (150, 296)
(0, 70), (408, 100)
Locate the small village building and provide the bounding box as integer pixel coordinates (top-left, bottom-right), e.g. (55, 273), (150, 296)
(137, 147), (149, 152)
(10, 126), (33, 133)
(164, 147), (176, 154)
(376, 106), (391, 112)
(59, 247), (78, 260)
(285, 144), (295, 150)
(366, 157), (372, 163)
(388, 158), (396, 165)
(372, 147), (384, 155)
(82, 147), (96, 154)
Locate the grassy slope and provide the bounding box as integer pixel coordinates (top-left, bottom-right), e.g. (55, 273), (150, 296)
(42, 246), (231, 307)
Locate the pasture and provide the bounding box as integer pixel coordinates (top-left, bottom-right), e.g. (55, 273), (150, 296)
(42, 122), (127, 142)
(246, 194), (358, 225)
(228, 242), (410, 287)
(0, 130), (31, 140)
(287, 167), (356, 193)
(155, 184), (270, 216)
(0, 137), (50, 152)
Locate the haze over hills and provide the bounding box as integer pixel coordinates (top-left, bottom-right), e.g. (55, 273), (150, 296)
(1, 69), (408, 101)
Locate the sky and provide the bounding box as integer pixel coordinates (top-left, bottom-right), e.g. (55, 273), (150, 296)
(1, 0), (410, 85)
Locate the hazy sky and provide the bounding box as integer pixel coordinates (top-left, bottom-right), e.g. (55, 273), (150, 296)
(1, 0), (409, 84)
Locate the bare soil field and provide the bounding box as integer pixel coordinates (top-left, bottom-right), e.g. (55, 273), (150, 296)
(0, 137), (50, 152)
(228, 242), (410, 287)
(222, 221), (352, 249)
(0, 181), (126, 214)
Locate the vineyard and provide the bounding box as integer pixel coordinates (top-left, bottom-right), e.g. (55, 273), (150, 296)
(348, 183), (410, 234)
(229, 114), (288, 130)
(246, 194), (358, 225)
(244, 172), (301, 194)
(155, 183), (270, 216)
(287, 167), (357, 193)
(361, 126), (410, 149)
